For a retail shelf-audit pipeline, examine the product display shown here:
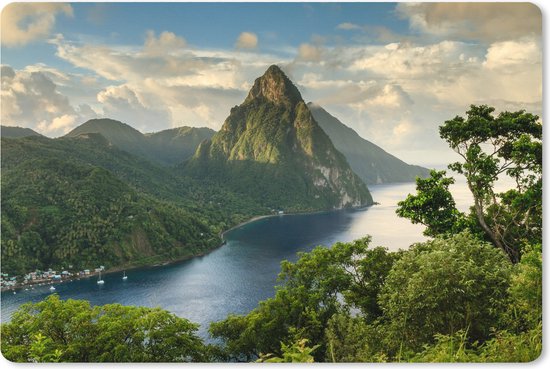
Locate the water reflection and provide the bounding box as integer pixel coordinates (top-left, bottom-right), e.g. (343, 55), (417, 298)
(3, 179), (505, 337)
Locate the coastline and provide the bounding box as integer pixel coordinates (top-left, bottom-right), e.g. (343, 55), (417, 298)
(220, 214), (275, 238)
(2, 204), (374, 293)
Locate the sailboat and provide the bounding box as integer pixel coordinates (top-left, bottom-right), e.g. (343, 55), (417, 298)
(97, 270), (105, 285)
(122, 271), (128, 281)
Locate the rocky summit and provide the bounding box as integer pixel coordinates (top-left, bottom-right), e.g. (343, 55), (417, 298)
(187, 65), (372, 211)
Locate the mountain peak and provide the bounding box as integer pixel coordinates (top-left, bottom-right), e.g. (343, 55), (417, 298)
(244, 64), (302, 105)
(188, 67), (372, 210)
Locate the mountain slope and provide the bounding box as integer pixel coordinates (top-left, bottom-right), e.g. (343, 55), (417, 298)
(187, 65), (372, 211)
(65, 118), (151, 158)
(65, 119), (214, 165)
(308, 103), (430, 184)
(1, 134), (265, 276)
(145, 126), (215, 165)
(1, 125), (43, 138)
(1, 136), (216, 276)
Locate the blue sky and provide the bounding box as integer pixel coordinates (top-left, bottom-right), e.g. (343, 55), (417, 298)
(3, 2), (408, 70)
(0, 2), (542, 165)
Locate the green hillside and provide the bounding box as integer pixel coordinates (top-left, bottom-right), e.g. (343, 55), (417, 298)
(187, 65), (372, 211)
(1, 134), (264, 276)
(1, 125), (43, 138)
(145, 126), (215, 165)
(1, 146), (216, 276)
(65, 119), (214, 166)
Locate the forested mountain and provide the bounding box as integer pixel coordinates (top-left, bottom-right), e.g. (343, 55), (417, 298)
(308, 103), (429, 184)
(65, 119), (149, 158)
(1, 66), (385, 278)
(145, 126), (215, 165)
(187, 65), (372, 211)
(1, 134), (264, 276)
(65, 119), (214, 165)
(1, 125), (43, 138)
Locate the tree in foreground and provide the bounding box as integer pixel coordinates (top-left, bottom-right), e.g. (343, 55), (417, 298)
(398, 105), (542, 263)
(209, 230), (542, 362)
(1, 295), (209, 362)
(378, 231), (512, 354)
(412, 243), (542, 363)
(209, 237), (400, 361)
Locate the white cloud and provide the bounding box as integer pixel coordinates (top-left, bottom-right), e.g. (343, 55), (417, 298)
(49, 32), (289, 131)
(97, 85), (171, 132)
(396, 2), (541, 42)
(37, 114), (77, 135)
(235, 32), (258, 49)
(1, 3), (73, 46)
(350, 41), (480, 83)
(297, 43), (323, 62)
(144, 31), (186, 56)
(1, 64), (98, 136)
(483, 38), (541, 71)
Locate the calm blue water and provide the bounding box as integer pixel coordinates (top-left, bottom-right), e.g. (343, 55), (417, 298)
(0, 183), (430, 337)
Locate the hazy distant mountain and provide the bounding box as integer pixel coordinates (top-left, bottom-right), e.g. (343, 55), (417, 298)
(187, 65), (372, 211)
(145, 126), (215, 165)
(65, 119), (214, 165)
(308, 103), (430, 184)
(65, 118), (150, 157)
(1, 126), (43, 138)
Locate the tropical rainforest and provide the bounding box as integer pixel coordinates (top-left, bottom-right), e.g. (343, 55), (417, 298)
(1, 104), (542, 363)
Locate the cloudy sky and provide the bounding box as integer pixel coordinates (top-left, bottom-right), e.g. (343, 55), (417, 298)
(1, 2), (542, 166)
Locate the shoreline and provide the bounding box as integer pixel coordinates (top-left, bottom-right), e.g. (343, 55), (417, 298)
(2, 204), (374, 293)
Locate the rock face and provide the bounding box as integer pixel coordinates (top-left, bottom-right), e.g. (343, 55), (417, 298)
(308, 103), (430, 185)
(187, 65), (372, 211)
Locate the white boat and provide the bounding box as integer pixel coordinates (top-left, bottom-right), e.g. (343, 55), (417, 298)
(49, 286), (55, 291)
(97, 270), (105, 285)
(122, 271), (128, 281)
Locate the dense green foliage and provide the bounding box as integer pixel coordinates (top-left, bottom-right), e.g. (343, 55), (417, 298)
(1, 295), (209, 362)
(144, 126), (215, 165)
(257, 339), (318, 363)
(398, 105), (541, 262)
(308, 103), (429, 185)
(65, 119), (215, 166)
(187, 65), (372, 211)
(396, 170), (469, 236)
(378, 233), (512, 352)
(209, 237), (401, 361)
(2, 233), (540, 363)
(1, 94), (541, 363)
(210, 232), (541, 363)
(1, 157), (216, 275)
(1, 125), (43, 138)
(1, 134), (265, 276)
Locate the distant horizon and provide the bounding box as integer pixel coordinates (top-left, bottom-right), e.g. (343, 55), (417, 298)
(1, 2), (542, 166)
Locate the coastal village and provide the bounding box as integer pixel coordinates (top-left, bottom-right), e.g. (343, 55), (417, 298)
(1, 266), (106, 292)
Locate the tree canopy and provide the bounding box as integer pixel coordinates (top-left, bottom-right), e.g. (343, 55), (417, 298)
(398, 105), (542, 262)
(1, 295), (209, 362)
